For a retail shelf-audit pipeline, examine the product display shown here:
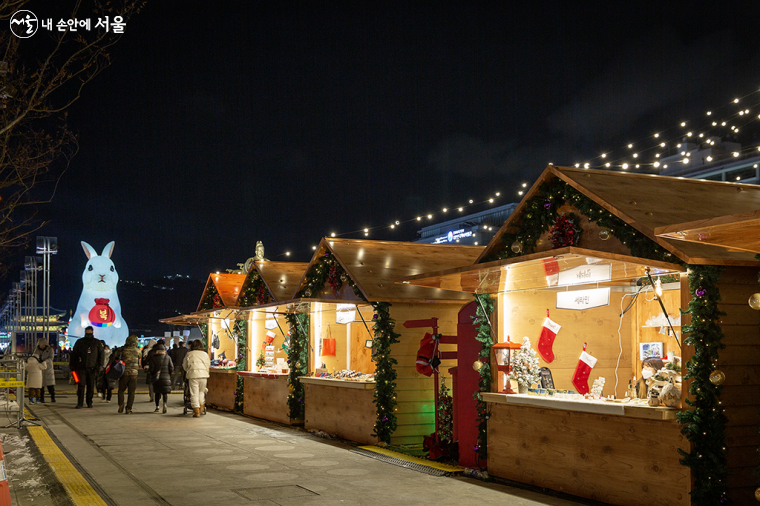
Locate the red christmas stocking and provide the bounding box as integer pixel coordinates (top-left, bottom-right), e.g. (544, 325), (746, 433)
(572, 345), (598, 394)
(537, 317), (561, 363)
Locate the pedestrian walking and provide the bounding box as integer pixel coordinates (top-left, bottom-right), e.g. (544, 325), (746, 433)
(118, 335), (140, 414)
(149, 343), (173, 413)
(171, 341), (188, 390)
(69, 326), (103, 408)
(100, 345), (118, 402)
(32, 338), (55, 403)
(25, 355), (47, 404)
(183, 339), (210, 417)
(141, 338), (157, 402)
(98, 344), (112, 400)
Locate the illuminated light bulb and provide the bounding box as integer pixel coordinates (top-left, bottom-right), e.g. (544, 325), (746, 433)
(699, 133), (704, 137)
(680, 151), (685, 156)
(755, 164), (758, 168)
(605, 162), (610, 167)
(395, 220), (400, 225)
(522, 183), (527, 188)
(364, 228), (368, 233)
(416, 216), (421, 221)
(739, 111), (745, 115)
(736, 176), (741, 181)
(712, 121), (717, 126)
(682, 158), (689, 164)
(364, 233), (368, 236)
(677, 143), (681, 148)
(686, 152), (691, 157)
(746, 109), (750, 114)
(574, 163), (580, 168)
(663, 164), (668, 168)
(653, 162), (660, 168)
(216, 271), (220, 274)
(390, 224), (395, 229)
(654, 278), (663, 298)
(427, 214), (432, 219)
(660, 142), (665, 147)
(655, 153), (660, 158)
(721, 122), (726, 126)
(706, 111), (711, 115)
(734, 98), (739, 103)
(312, 246), (317, 250)
(635, 164), (640, 168)
(488, 198), (494, 203)
(622, 163), (628, 169)
(654, 133), (660, 138)
(331, 232), (336, 237)
(706, 156), (713, 162)
(518, 190), (524, 196)
(633, 153), (638, 158)
(469, 199), (474, 204)
(680, 122), (686, 127)
(687, 131), (692, 136)
(601, 153), (607, 158)
(627, 144), (633, 148)
(733, 152), (739, 157)
(285, 251), (291, 256)
(474, 242), (478, 245)
(458, 207), (463, 212)
(442, 208), (448, 212)
(584, 163), (590, 168)
(495, 192), (501, 196)
(736, 128), (740, 133)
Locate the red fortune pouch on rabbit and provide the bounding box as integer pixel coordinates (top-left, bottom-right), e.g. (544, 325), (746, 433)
(89, 298), (116, 327)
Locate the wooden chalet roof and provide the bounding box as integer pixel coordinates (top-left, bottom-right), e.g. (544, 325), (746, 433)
(254, 261), (308, 301)
(477, 165), (760, 266)
(655, 210), (760, 255)
(196, 272), (246, 312)
(295, 238), (484, 303)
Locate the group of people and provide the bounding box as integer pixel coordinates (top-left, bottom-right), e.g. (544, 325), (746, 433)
(25, 338), (56, 403)
(65, 326), (210, 417)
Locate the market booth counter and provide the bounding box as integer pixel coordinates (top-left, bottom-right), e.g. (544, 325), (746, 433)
(402, 165), (760, 505)
(236, 261), (308, 424)
(285, 238), (483, 445)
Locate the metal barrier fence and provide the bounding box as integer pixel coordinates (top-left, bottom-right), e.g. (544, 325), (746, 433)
(0, 356), (38, 428)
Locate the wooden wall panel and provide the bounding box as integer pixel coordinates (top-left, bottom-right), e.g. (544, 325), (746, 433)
(499, 290), (636, 398)
(488, 403), (689, 506)
(304, 383), (378, 445)
(248, 317), (289, 371)
(206, 370), (236, 411)
(389, 302), (465, 445)
(350, 323), (373, 373)
(243, 376), (295, 425)
(716, 266), (760, 505)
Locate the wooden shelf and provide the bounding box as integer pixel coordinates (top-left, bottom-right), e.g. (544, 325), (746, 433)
(482, 392), (678, 420)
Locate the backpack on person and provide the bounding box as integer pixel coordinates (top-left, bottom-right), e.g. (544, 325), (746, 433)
(105, 350), (125, 380)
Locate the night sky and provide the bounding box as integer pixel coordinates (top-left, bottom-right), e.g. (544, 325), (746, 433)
(8, 1), (760, 313)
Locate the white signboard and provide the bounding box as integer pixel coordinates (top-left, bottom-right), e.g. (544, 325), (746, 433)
(265, 307), (277, 330)
(556, 287), (610, 310)
(557, 264), (612, 286)
(336, 303), (356, 325)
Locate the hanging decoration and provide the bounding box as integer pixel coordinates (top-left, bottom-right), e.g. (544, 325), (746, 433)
(437, 379), (454, 444)
(286, 313), (309, 420)
(198, 280), (223, 311)
(748, 293), (760, 310)
(371, 302), (401, 444)
(472, 293), (495, 464)
(199, 322), (208, 348)
(551, 213), (582, 248)
(537, 312), (561, 363)
(571, 343), (597, 395)
(488, 177), (678, 265)
(297, 250), (365, 301)
(238, 269), (274, 307)
(676, 265), (729, 505)
(233, 319), (247, 413)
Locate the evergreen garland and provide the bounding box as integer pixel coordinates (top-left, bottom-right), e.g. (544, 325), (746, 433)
(238, 269), (274, 307)
(676, 265), (729, 504)
(437, 380), (454, 443)
(233, 320), (247, 413)
(487, 178), (676, 265)
(472, 293), (495, 463)
(198, 280), (223, 310)
(371, 302), (401, 444)
(297, 251), (365, 300)
(286, 313), (309, 420)
(199, 322), (208, 347)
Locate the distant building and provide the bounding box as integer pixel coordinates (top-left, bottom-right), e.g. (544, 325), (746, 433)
(415, 202), (518, 245)
(658, 136), (760, 183)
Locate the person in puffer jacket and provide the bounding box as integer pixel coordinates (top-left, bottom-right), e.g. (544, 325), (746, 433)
(118, 335), (140, 414)
(183, 340), (210, 417)
(149, 343), (173, 413)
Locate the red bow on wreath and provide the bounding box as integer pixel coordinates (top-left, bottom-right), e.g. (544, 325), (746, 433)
(552, 213), (582, 248)
(327, 264), (342, 297)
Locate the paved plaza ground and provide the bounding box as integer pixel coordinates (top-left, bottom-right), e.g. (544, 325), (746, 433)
(0, 385), (594, 506)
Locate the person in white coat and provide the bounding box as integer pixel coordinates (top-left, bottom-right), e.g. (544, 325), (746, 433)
(32, 338), (55, 403)
(183, 340), (210, 417)
(26, 356), (48, 404)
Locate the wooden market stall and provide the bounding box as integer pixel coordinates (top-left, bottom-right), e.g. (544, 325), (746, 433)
(235, 261), (308, 425)
(401, 165), (760, 506)
(192, 272), (247, 411)
(279, 238), (483, 445)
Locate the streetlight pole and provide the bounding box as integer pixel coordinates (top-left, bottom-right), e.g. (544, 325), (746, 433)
(36, 237), (58, 349)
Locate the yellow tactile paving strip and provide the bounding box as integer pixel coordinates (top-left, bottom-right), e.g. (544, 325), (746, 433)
(357, 446), (463, 473)
(27, 426), (108, 506)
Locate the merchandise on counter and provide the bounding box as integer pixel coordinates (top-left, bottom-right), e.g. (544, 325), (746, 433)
(309, 369), (375, 381)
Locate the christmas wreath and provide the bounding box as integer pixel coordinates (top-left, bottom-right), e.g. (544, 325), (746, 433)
(551, 212), (582, 248)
